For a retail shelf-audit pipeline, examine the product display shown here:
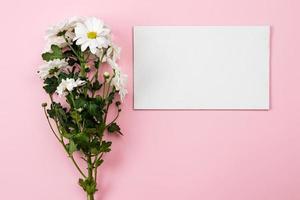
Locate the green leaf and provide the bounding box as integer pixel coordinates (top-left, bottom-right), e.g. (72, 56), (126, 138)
(96, 98), (105, 109)
(60, 127), (73, 139)
(66, 140), (77, 154)
(43, 76), (59, 94)
(95, 159), (104, 167)
(73, 133), (89, 144)
(97, 123), (106, 137)
(85, 180), (97, 195)
(78, 178), (85, 189)
(107, 123), (123, 135)
(73, 133), (90, 152)
(106, 90), (115, 104)
(84, 128), (97, 135)
(87, 102), (98, 116)
(47, 108), (56, 119)
(54, 103), (68, 124)
(99, 141), (112, 153)
(90, 139), (101, 154)
(71, 111), (82, 124)
(57, 71), (70, 81)
(92, 80), (102, 91)
(42, 45), (63, 61)
(74, 96), (88, 109)
(78, 178), (97, 195)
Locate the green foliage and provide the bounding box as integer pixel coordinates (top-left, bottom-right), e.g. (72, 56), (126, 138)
(42, 45), (63, 61)
(43, 76), (59, 94)
(71, 111), (82, 124)
(92, 80), (102, 90)
(73, 132), (90, 152)
(79, 178), (97, 195)
(99, 141), (112, 152)
(107, 122), (122, 135)
(94, 159), (104, 167)
(66, 140), (77, 155)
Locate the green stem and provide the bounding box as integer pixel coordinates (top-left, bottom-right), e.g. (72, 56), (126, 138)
(106, 110), (120, 128)
(43, 106), (61, 142)
(48, 95), (87, 178)
(69, 155), (87, 178)
(87, 194), (94, 200)
(105, 76), (113, 98)
(88, 156), (93, 177)
(69, 92), (83, 131)
(102, 80), (106, 97)
(66, 41), (86, 77)
(87, 155), (95, 200)
(94, 153), (103, 185)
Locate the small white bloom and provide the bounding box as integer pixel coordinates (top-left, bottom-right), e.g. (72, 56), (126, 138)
(38, 59), (68, 80)
(56, 78), (86, 97)
(73, 17), (111, 54)
(44, 17), (84, 52)
(111, 67), (128, 102)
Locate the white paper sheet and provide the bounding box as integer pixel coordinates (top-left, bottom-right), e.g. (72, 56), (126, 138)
(134, 26), (270, 109)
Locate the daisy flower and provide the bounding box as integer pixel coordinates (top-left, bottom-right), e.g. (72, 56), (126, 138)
(44, 17), (84, 52)
(73, 17), (111, 54)
(38, 59), (68, 80)
(56, 78), (86, 96)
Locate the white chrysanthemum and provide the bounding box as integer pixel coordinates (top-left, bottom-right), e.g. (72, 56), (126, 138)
(111, 66), (128, 102)
(43, 17), (84, 52)
(56, 78), (86, 96)
(105, 43), (121, 62)
(73, 17), (111, 54)
(106, 58), (119, 70)
(38, 59), (68, 80)
(95, 43), (120, 63)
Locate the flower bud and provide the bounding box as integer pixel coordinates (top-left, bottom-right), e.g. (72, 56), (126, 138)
(42, 102), (47, 107)
(103, 71), (110, 79)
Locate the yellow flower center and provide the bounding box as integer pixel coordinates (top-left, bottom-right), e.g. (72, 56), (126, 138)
(87, 31), (97, 39)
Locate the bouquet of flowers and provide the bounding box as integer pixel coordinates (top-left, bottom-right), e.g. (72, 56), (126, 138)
(38, 16), (127, 200)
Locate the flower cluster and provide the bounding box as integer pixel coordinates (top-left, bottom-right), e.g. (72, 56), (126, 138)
(39, 16), (127, 100)
(38, 17), (127, 200)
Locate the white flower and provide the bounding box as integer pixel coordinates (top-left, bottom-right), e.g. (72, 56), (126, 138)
(106, 58), (119, 70)
(56, 78), (86, 96)
(96, 43), (120, 63)
(73, 17), (111, 54)
(38, 59), (68, 80)
(43, 38), (66, 53)
(111, 67), (128, 102)
(43, 17), (84, 52)
(105, 43), (121, 62)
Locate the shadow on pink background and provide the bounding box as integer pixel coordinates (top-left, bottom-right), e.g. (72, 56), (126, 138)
(0, 0), (300, 199)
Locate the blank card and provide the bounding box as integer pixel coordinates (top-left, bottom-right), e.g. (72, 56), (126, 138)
(134, 26), (270, 109)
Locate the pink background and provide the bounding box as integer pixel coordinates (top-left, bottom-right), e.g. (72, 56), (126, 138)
(0, 0), (300, 199)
